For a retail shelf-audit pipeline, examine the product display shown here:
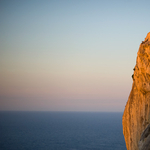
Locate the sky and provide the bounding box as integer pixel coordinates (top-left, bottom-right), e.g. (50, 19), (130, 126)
(0, 0), (150, 112)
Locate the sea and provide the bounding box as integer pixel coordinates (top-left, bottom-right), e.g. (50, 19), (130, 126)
(0, 112), (126, 150)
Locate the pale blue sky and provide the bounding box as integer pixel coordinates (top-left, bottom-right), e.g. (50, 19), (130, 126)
(0, 0), (150, 111)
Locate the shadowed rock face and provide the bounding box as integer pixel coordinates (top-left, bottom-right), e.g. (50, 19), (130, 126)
(122, 32), (150, 150)
(139, 124), (150, 150)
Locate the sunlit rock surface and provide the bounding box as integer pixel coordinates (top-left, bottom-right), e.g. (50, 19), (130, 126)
(122, 32), (150, 150)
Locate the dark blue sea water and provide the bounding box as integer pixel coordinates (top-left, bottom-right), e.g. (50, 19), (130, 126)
(0, 112), (126, 150)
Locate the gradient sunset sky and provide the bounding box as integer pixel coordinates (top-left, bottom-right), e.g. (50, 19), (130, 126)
(0, 0), (150, 112)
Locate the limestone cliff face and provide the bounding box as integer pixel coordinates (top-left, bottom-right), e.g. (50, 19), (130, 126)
(123, 32), (150, 150)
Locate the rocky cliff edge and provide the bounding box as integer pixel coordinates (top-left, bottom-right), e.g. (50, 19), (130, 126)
(123, 32), (150, 150)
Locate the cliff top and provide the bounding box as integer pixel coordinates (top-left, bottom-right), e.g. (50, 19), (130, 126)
(145, 32), (150, 41)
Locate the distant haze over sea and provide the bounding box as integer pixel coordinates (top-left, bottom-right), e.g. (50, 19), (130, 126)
(0, 0), (150, 112)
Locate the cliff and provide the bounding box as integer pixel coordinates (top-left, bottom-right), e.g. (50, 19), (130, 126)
(122, 32), (150, 150)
